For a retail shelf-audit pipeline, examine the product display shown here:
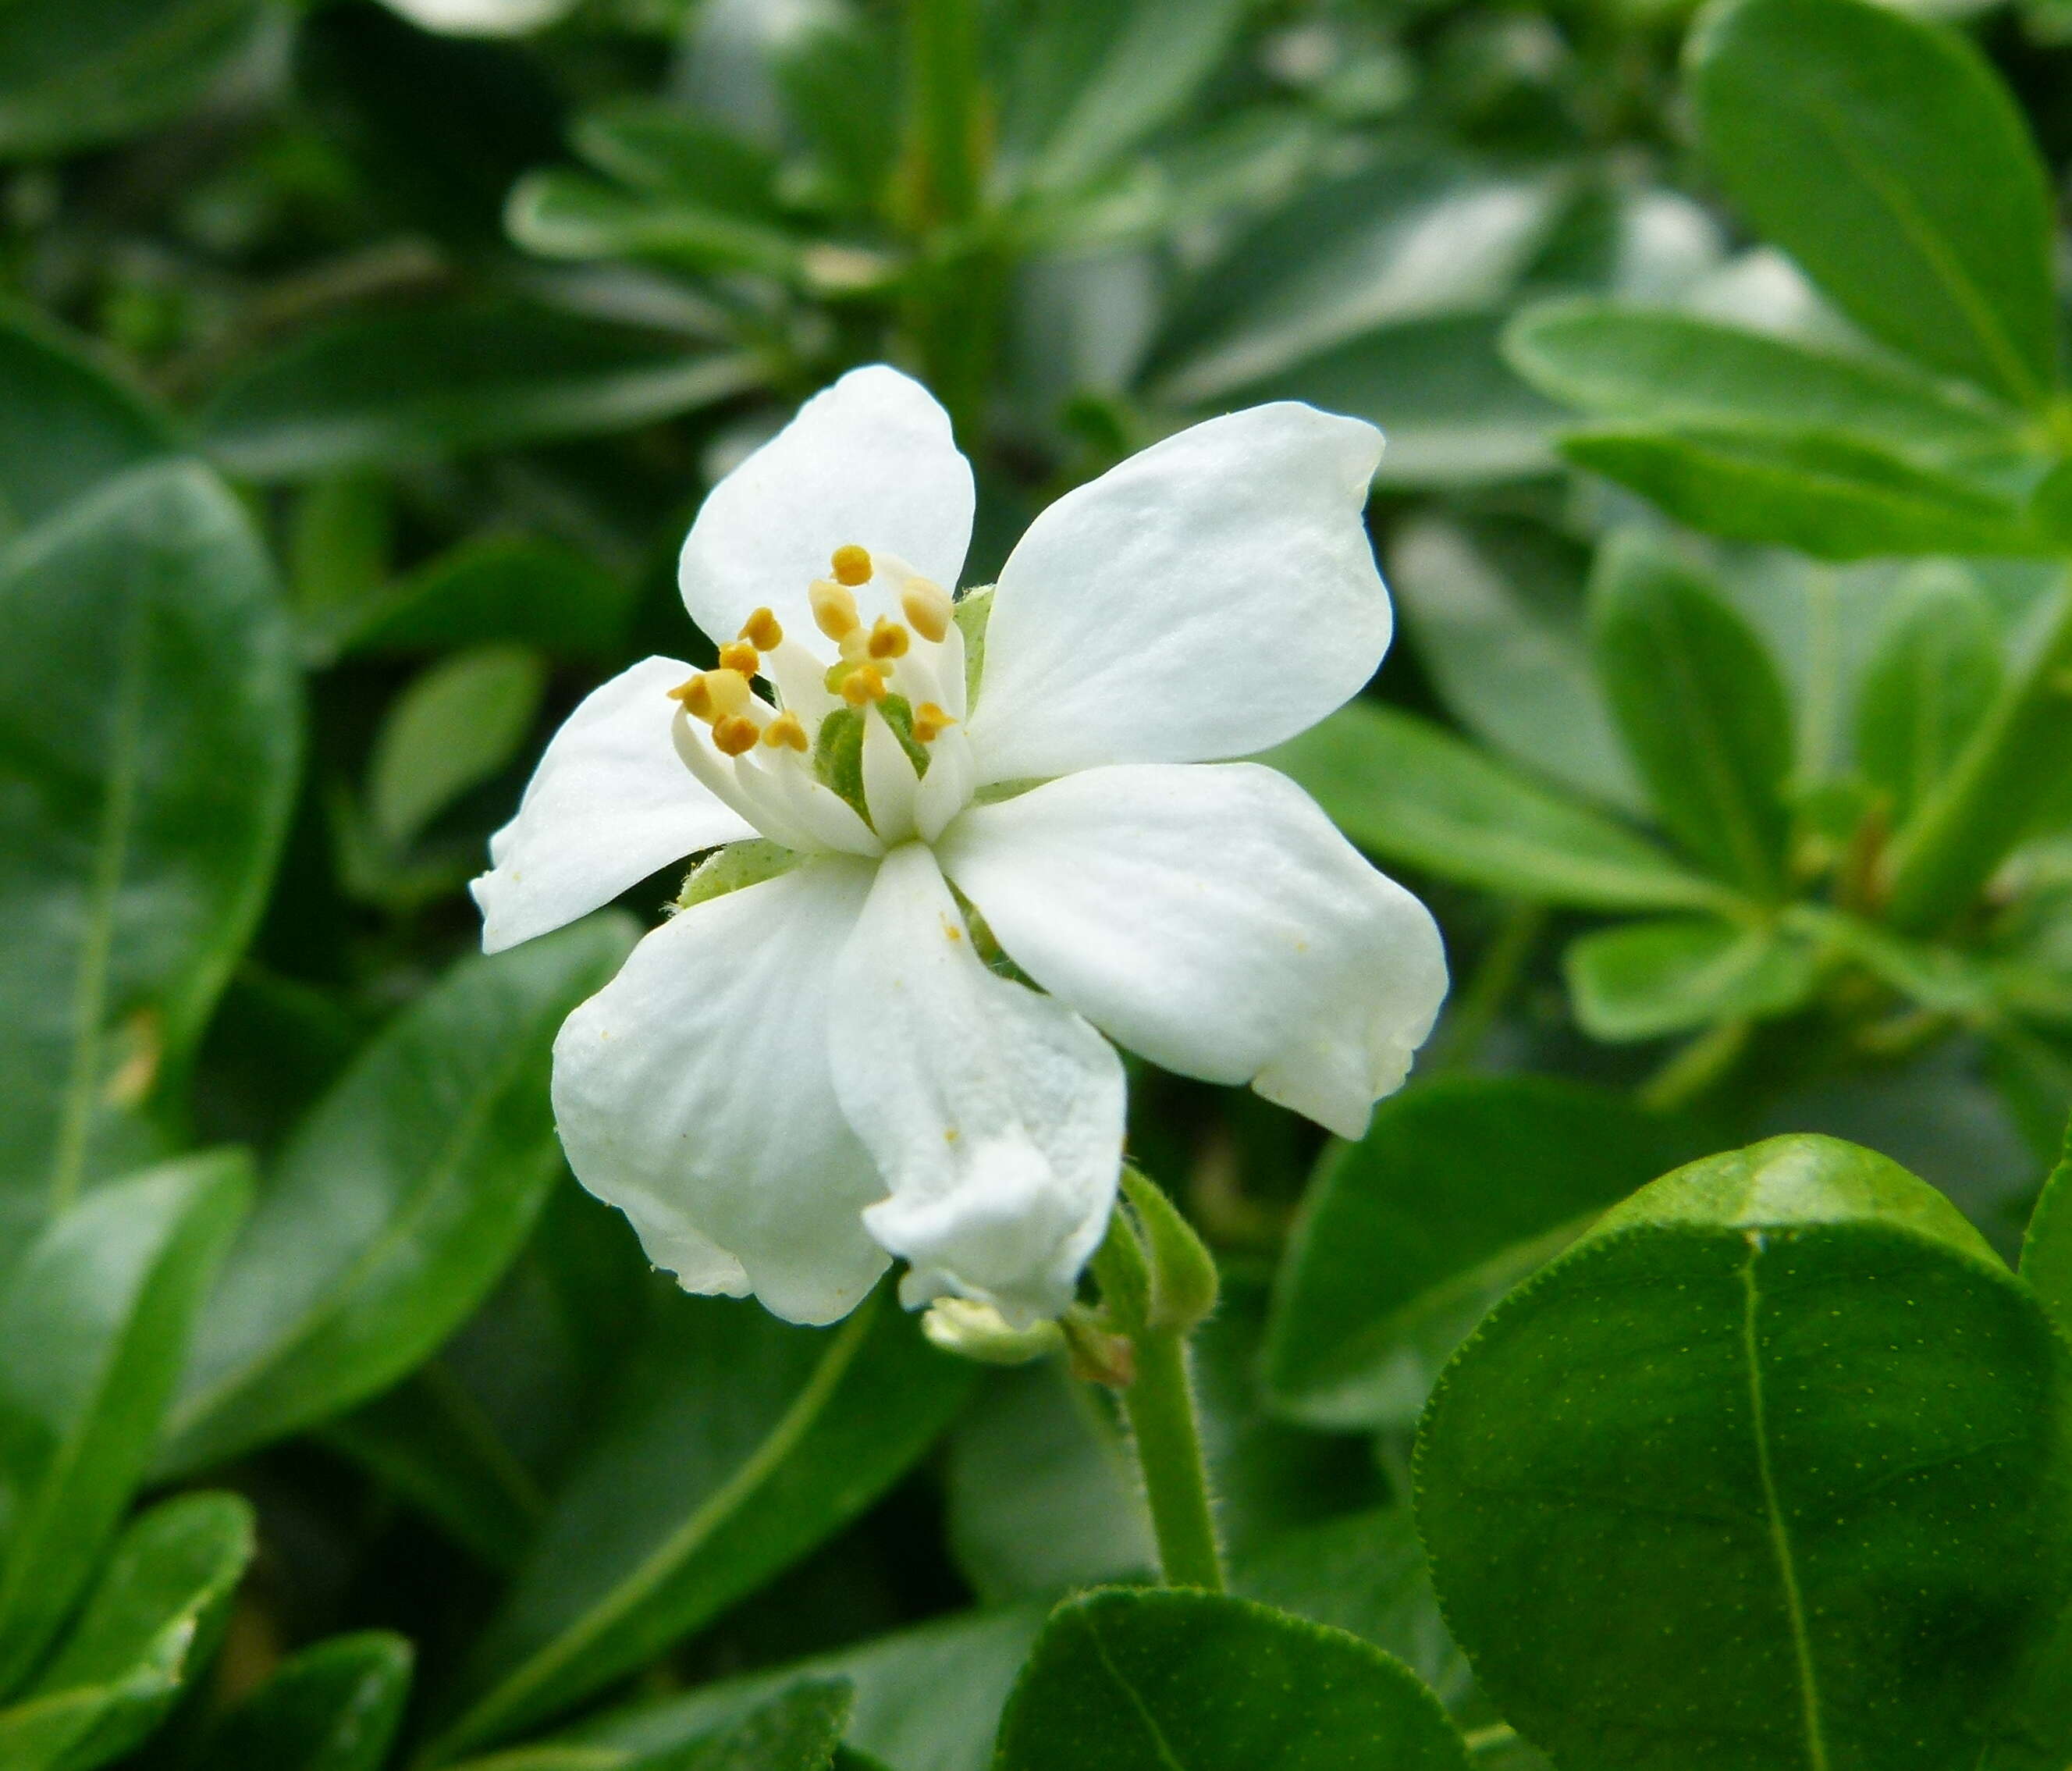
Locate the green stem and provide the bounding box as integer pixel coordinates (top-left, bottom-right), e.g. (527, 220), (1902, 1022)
(1882, 580), (2072, 933)
(903, 0), (983, 230)
(1118, 1327), (1224, 1591)
(1431, 898), (1545, 1072)
(1637, 1015), (1750, 1114)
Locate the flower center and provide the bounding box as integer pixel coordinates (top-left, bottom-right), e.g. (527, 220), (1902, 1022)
(665, 544), (979, 856)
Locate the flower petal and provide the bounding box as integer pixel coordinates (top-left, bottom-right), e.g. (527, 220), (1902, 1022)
(830, 844), (1125, 1327)
(965, 404), (1388, 782)
(473, 656), (755, 954)
(937, 763), (1448, 1140)
(551, 858), (890, 1325)
(677, 365), (974, 645)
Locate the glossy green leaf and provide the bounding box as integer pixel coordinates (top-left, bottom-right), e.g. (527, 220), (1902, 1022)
(157, 916), (636, 1477)
(1147, 161), (1567, 404)
(562, 1603), (1048, 1771)
(647, 1679), (851, 1771)
(506, 172), (812, 283)
(1564, 425), (2042, 560)
(1418, 1133), (2072, 1771)
(309, 534), (636, 667)
(1508, 301), (2024, 457)
(1855, 566), (2004, 823)
(0, 0), (266, 160)
(200, 303), (762, 479)
(1265, 1076), (1697, 1430)
(0, 307), (172, 540)
(190, 1632), (412, 1771)
(1690, 0), (2058, 407)
(1266, 703), (1728, 914)
(1565, 916), (1820, 1042)
(368, 645), (548, 851)
(998, 0), (1248, 197)
(431, 1288), (973, 1756)
(1388, 514), (1641, 813)
(0, 1154), (249, 1691)
(2019, 1118), (2072, 1346)
(0, 462), (299, 1240)
(0, 1492), (253, 1771)
(1214, 310), (1564, 488)
(994, 1588), (1469, 1771)
(1590, 532), (1794, 898)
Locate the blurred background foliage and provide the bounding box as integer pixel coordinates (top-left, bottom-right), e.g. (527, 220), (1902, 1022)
(4, 0), (2072, 1764)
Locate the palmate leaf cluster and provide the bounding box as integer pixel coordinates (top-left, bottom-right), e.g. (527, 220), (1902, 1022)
(3, 0), (2072, 1767)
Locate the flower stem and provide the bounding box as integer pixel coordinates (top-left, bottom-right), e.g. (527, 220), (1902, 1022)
(1118, 1325), (1225, 1591)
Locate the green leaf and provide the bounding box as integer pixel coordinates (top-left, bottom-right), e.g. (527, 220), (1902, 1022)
(430, 1289), (973, 1756)
(1590, 532), (1794, 898)
(190, 1632), (412, 1771)
(0, 307), (173, 541)
(1264, 1076), (1697, 1431)
(199, 303), (762, 479)
(1265, 703), (1729, 915)
(1564, 916), (1821, 1042)
(0, 0), (266, 160)
(562, 1603), (1048, 1771)
(998, 0), (1249, 197)
(1417, 1133), (2072, 1771)
(1507, 301), (2025, 459)
(1563, 425), (2042, 560)
(1387, 514), (1642, 813)
(156, 916), (637, 1477)
(1146, 160), (1569, 405)
(0, 1155), (251, 1691)
(308, 533), (635, 668)
(0, 462), (299, 1239)
(368, 645), (548, 851)
(1210, 310), (1565, 489)
(0, 1491), (253, 1771)
(1855, 565), (2004, 823)
(646, 1680), (852, 1771)
(506, 172), (812, 284)
(993, 1588), (1469, 1771)
(1690, 0), (2058, 407)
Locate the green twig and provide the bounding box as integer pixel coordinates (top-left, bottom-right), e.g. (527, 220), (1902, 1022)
(1117, 1325), (1224, 1591)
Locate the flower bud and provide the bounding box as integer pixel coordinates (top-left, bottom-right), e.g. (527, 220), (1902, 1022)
(922, 1297), (1064, 1365)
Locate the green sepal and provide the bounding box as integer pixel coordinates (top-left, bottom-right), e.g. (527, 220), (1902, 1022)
(678, 839), (798, 910)
(1120, 1168), (1219, 1333)
(813, 695), (931, 827)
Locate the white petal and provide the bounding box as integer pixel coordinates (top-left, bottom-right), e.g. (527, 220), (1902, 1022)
(473, 657), (755, 954)
(551, 859), (890, 1325)
(677, 365), (975, 644)
(965, 404), (1388, 782)
(830, 844), (1125, 1327)
(937, 763), (1448, 1140)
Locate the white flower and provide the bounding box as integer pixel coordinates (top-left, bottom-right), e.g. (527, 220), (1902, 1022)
(379, 0), (576, 36)
(472, 365), (1447, 1328)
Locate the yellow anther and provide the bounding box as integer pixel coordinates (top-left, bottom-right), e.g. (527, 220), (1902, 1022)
(718, 640), (761, 677)
(712, 714), (760, 756)
(762, 709), (810, 752)
(866, 617), (910, 661)
(901, 578), (953, 643)
(668, 675), (714, 719)
(810, 578), (861, 642)
(703, 668), (753, 720)
(840, 663), (889, 706)
(739, 606), (784, 649)
(831, 544), (873, 585)
(912, 701), (955, 742)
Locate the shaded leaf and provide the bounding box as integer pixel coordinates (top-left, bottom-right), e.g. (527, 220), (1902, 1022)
(158, 916), (636, 1476)
(1264, 1076), (1696, 1430)
(1855, 566), (2004, 823)
(1564, 916), (1820, 1042)
(190, 1631), (412, 1771)
(368, 645), (548, 851)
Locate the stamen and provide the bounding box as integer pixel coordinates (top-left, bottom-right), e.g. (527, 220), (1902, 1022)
(718, 640), (761, 677)
(901, 578), (953, 643)
(840, 663), (889, 706)
(667, 675), (713, 719)
(831, 544), (873, 585)
(810, 578), (861, 642)
(867, 617), (910, 660)
(762, 709), (810, 752)
(702, 668), (754, 720)
(740, 606), (784, 649)
(712, 714), (760, 756)
(912, 701), (955, 742)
